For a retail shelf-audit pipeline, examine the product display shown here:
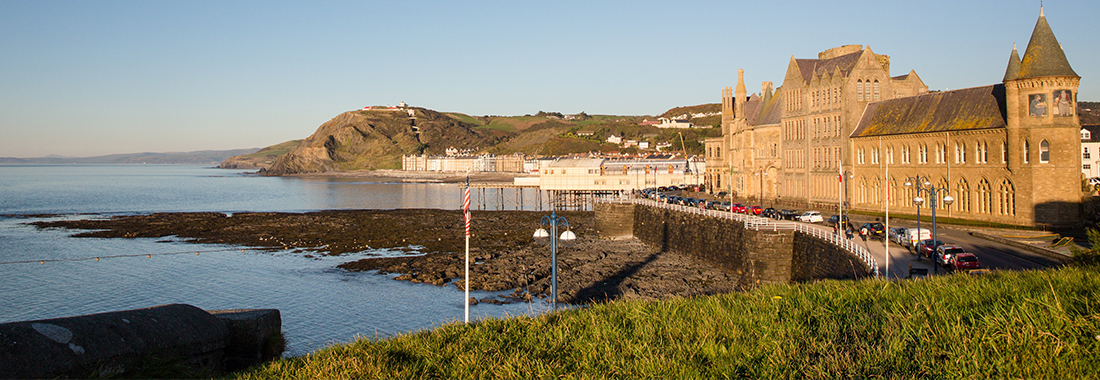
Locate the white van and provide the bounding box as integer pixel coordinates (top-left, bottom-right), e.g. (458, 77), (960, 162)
(902, 228), (931, 247)
(798, 211), (823, 223)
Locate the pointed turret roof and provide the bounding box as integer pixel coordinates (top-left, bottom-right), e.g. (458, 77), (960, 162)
(1017, 6), (1078, 79)
(1003, 43), (1021, 82)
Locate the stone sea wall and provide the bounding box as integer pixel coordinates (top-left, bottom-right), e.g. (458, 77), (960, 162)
(598, 203), (871, 286)
(0, 304), (281, 378)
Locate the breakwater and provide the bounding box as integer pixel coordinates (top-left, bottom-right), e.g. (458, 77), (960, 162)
(596, 201), (874, 285)
(0, 304), (281, 378)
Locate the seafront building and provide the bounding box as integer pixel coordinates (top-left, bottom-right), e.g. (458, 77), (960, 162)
(705, 7), (1084, 227)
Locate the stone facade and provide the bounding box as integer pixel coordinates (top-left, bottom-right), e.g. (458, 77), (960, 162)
(706, 8), (1083, 227)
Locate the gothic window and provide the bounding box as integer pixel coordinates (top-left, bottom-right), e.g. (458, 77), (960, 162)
(857, 80), (864, 101)
(999, 179), (1016, 216)
(858, 148), (865, 164)
(980, 141), (988, 163)
(858, 179), (868, 204)
(955, 143), (963, 163)
(1024, 141), (1030, 164)
(865, 81), (873, 101)
(955, 178), (971, 213)
(1002, 141), (1008, 164)
(872, 147), (879, 164)
(886, 146), (894, 164)
(919, 144), (928, 164)
(871, 178), (881, 205)
(902, 145), (911, 164)
(873, 80), (881, 101)
(977, 179), (992, 214)
(1040, 140), (1050, 163)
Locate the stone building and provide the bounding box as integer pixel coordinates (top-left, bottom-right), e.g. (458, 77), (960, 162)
(706, 7), (1083, 227)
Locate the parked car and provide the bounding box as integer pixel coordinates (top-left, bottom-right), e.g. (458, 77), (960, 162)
(762, 207), (780, 219)
(750, 205), (763, 215)
(719, 201), (732, 211)
(716, 191), (728, 197)
(1090, 178), (1100, 187)
(799, 211), (823, 223)
(951, 253), (982, 271)
(731, 203), (747, 213)
(859, 222), (886, 239)
(916, 239), (946, 258)
(902, 228), (932, 248)
(780, 209), (800, 220)
(936, 245), (966, 266)
(888, 227), (908, 245)
(826, 215), (850, 227)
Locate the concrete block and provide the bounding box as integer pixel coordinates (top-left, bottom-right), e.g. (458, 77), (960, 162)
(0, 304), (228, 379)
(208, 309), (283, 371)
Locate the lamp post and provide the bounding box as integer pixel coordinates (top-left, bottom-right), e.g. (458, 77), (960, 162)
(910, 184), (953, 274)
(533, 210), (576, 310)
(754, 170), (768, 207)
(837, 169), (854, 237)
(903, 176), (930, 260)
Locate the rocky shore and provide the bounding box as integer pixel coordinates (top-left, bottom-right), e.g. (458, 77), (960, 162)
(31, 209), (740, 304)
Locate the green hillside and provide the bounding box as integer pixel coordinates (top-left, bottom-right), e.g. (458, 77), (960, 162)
(233, 265), (1100, 378)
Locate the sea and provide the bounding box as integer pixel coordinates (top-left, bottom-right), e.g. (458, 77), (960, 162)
(0, 164), (551, 357)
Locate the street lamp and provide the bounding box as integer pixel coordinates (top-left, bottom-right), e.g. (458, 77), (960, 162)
(904, 176), (930, 260)
(837, 169), (854, 237)
(754, 170), (768, 207)
(907, 178), (954, 274)
(533, 210), (575, 310)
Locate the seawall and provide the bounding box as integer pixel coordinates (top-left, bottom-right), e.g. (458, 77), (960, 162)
(596, 203), (872, 285)
(0, 304), (281, 379)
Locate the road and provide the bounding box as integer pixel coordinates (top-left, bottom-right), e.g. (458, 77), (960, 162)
(804, 214), (1060, 279)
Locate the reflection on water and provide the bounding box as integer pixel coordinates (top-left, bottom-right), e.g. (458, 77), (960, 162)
(0, 165), (554, 356)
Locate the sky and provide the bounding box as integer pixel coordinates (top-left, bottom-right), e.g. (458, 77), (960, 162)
(1, 0), (1097, 158)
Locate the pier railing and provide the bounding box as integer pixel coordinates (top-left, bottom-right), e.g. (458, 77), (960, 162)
(597, 195), (878, 277)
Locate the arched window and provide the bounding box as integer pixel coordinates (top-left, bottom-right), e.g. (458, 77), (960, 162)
(1002, 141), (1008, 164)
(872, 177), (881, 205)
(1024, 140), (1030, 164)
(857, 80), (864, 101)
(999, 179), (1016, 216)
(977, 179), (992, 214)
(955, 178), (971, 213)
(858, 178), (867, 204)
(1040, 140), (1050, 163)
(873, 80), (881, 100)
(937, 179), (950, 210)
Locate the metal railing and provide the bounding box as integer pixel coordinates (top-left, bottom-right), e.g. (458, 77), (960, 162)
(597, 195), (879, 277)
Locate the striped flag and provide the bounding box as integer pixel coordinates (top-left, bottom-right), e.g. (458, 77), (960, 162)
(464, 177), (471, 237)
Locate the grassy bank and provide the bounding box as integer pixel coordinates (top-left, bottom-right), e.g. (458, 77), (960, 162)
(233, 267), (1100, 379)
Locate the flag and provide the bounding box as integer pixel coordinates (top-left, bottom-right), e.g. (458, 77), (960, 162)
(463, 177), (471, 237)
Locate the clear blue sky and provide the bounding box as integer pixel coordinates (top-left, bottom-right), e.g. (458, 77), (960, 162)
(1, 0), (1096, 158)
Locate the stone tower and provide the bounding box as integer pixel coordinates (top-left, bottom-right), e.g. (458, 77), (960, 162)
(1003, 6), (1082, 226)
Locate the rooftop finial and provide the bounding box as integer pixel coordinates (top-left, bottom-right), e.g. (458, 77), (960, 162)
(1040, 2), (1044, 17)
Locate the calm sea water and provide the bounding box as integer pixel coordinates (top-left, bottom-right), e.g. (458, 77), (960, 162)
(0, 165), (550, 356)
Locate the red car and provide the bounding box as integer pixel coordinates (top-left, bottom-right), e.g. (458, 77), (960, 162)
(951, 253), (981, 270)
(731, 203), (747, 213)
(751, 205), (763, 215)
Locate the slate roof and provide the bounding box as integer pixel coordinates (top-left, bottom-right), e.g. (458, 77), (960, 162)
(794, 50), (862, 83)
(1083, 125), (1100, 143)
(851, 85), (1007, 138)
(1003, 45), (1022, 81)
(1017, 11), (1077, 79)
(742, 91), (784, 127)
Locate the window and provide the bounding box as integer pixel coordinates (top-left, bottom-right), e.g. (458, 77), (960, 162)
(980, 141), (988, 163)
(1085, 147), (1091, 160)
(1083, 129), (1092, 140)
(977, 179), (992, 214)
(999, 180), (1016, 216)
(865, 81), (873, 101)
(886, 146), (894, 164)
(955, 143), (963, 163)
(902, 145), (911, 164)
(1040, 140), (1050, 163)
(857, 80), (864, 101)
(955, 178), (971, 213)
(858, 148), (865, 164)
(873, 80), (881, 101)
(1002, 141), (1008, 164)
(1024, 141), (1030, 164)
(872, 147), (879, 164)
(1085, 164), (1092, 170)
(919, 144), (928, 164)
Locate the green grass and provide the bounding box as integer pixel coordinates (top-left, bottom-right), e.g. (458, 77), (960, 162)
(444, 112), (484, 126)
(239, 140), (303, 159)
(231, 266), (1100, 379)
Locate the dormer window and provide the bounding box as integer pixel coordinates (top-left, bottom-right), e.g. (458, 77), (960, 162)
(1083, 129), (1092, 140)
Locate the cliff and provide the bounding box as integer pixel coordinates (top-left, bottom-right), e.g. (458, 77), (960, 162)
(262, 108), (501, 175)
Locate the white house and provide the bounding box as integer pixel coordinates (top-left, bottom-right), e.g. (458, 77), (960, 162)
(1082, 126), (1100, 178)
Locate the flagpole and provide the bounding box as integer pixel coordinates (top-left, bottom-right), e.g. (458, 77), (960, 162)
(882, 137), (889, 279)
(463, 171), (471, 324)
